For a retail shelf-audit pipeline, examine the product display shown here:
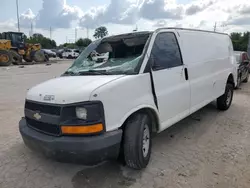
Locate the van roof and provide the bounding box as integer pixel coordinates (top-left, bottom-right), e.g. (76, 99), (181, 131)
(104, 28), (228, 40)
(155, 27), (229, 36)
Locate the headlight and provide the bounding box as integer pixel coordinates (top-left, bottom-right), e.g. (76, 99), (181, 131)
(76, 107), (87, 120)
(60, 102), (105, 135)
(60, 102), (104, 122)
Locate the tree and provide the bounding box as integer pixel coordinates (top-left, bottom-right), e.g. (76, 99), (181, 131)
(76, 38), (92, 47)
(32, 33), (44, 39)
(25, 33), (57, 49)
(230, 32), (250, 51)
(58, 43), (76, 49)
(93, 26), (108, 39)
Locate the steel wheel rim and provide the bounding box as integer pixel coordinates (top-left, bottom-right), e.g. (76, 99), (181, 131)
(142, 124), (150, 158)
(0, 54), (9, 62)
(226, 89), (232, 106)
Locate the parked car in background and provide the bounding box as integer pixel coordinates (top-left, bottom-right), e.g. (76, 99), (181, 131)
(90, 51), (109, 62)
(234, 51), (249, 88)
(62, 49), (80, 59)
(57, 49), (65, 58)
(42, 49), (56, 58)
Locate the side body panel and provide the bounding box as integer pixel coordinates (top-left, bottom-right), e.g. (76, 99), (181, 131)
(90, 74), (158, 132)
(177, 30), (235, 114)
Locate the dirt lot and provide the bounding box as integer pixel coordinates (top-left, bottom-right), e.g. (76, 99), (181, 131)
(1, 62), (250, 188)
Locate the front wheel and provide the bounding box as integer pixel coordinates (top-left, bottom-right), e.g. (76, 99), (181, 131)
(0, 50), (12, 66)
(217, 83), (234, 111)
(123, 113), (152, 169)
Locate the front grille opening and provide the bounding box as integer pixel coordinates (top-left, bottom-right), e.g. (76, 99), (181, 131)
(25, 101), (61, 116)
(26, 117), (60, 136)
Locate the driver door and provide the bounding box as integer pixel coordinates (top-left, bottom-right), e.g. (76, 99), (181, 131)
(150, 31), (190, 131)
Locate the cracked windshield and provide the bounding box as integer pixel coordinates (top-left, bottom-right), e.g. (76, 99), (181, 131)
(66, 33), (151, 75)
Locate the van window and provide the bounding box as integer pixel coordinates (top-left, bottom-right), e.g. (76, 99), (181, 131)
(151, 32), (182, 70)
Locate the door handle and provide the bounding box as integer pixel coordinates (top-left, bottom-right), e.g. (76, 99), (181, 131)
(184, 68), (189, 80)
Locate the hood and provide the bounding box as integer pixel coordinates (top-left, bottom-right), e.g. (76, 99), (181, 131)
(26, 75), (124, 104)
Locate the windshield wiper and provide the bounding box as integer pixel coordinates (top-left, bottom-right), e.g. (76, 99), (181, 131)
(78, 70), (111, 75)
(63, 71), (77, 76)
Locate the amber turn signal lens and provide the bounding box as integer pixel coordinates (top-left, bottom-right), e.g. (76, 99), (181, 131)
(61, 124), (103, 134)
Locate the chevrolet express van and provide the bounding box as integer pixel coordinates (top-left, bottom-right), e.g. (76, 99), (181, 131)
(19, 28), (237, 169)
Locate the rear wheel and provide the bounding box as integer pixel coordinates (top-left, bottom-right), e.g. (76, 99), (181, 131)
(123, 113), (152, 169)
(0, 50), (12, 66)
(217, 83), (234, 111)
(236, 75), (241, 89)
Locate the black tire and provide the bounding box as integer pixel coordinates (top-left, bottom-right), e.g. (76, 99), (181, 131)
(68, 55), (73, 59)
(235, 75), (241, 89)
(0, 50), (12, 66)
(243, 72), (249, 83)
(23, 55), (34, 65)
(44, 54), (49, 62)
(123, 113), (152, 169)
(10, 50), (22, 65)
(217, 83), (234, 111)
(33, 50), (46, 62)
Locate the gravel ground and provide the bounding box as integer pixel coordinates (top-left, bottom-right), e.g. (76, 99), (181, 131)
(1, 62), (250, 188)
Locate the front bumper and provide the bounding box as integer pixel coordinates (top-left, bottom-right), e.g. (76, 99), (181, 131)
(19, 118), (122, 165)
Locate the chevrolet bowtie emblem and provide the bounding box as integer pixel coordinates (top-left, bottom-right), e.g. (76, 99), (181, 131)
(33, 113), (41, 120)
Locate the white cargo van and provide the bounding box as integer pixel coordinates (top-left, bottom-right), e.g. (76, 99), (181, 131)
(19, 28), (237, 169)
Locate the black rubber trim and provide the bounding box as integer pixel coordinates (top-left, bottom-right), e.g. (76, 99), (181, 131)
(184, 68), (189, 80)
(149, 68), (158, 109)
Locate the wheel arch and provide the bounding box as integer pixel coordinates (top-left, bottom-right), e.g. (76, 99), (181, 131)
(120, 105), (160, 133)
(227, 73), (235, 87)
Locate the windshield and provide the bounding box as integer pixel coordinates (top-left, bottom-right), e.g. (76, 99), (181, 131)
(11, 33), (24, 43)
(65, 33), (151, 75)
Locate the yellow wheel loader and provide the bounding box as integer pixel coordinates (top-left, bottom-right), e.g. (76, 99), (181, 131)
(0, 32), (47, 66)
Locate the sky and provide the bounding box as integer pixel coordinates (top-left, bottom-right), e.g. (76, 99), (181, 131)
(0, 0), (250, 45)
